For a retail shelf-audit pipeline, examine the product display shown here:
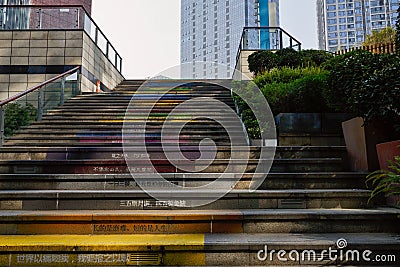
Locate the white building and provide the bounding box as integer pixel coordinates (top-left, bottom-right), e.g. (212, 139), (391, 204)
(180, 0), (279, 78)
(317, 0), (400, 52)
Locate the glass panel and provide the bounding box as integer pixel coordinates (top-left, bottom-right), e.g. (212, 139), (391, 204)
(2, 70), (79, 141)
(97, 31), (108, 56)
(83, 12), (96, 41)
(0, 6), (122, 71)
(116, 56), (122, 72)
(108, 45), (116, 65)
(241, 28), (301, 51)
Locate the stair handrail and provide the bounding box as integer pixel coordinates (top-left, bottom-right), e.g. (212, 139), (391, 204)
(0, 66), (80, 107)
(0, 66), (81, 146)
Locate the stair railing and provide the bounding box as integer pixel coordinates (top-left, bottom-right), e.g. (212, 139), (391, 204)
(0, 66), (81, 146)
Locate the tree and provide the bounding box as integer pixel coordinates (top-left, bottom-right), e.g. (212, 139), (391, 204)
(363, 27), (396, 46)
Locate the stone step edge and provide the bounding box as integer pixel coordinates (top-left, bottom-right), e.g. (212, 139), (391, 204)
(0, 208), (398, 222)
(0, 146), (346, 152)
(0, 172), (368, 179)
(0, 233), (399, 252)
(0, 189), (372, 198)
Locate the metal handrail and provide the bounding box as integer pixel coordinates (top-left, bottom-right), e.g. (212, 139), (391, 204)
(0, 4), (90, 11)
(242, 27), (302, 47)
(0, 66), (80, 107)
(0, 66), (81, 146)
(234, 27), (302, 74)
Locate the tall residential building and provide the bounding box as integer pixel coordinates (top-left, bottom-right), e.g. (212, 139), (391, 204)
(180, 0), (279, 78)
(317, 0), (400, 52)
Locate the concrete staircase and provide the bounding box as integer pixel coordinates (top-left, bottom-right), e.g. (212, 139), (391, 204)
(0, 80), (399, 266)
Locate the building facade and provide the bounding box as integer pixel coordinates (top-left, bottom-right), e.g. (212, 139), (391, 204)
(0, 0), (91, 13)
(30, 0), (92, 14)
(0, 0), (92, 30)
(180, 0), (279, 78)
(317, 0), (400, 52)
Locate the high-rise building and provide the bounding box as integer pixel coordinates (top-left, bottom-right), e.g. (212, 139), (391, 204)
(180, 0), (279, 78)
(317, 0), (400, 52)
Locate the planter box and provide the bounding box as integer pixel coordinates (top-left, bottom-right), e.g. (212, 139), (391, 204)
(376, 140), (400, 170)
(275, 113), (353, 146)
(342, 118), (400, 172)
(386, 194), (400, 209)
(376, 141), (400, 209)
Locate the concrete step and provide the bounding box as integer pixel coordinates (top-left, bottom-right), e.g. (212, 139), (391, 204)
(0, 232), (398, 266)
(0, 209), (398, 235)
(0, 146), (346, 161)
(18, 124), (239, 130)
(0, 189), (372, 210)
(18, 119), (237, 124)
(64, 99), (235, 104)
(63, 97), (235, 102)
(4, 141), (242, 147)
(0, 172), (367, 190)
(6, 135), (240, 141)
(10, 130), (238, 137)
(71, 93), (233, 98)
(278, 133), (346, 146)
(0, 158), (344, 174)
(46, 108), (233, 114)
(38, 116), (241, 121)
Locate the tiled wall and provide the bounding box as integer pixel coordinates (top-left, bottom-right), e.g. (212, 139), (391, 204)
(0, 30), (124, 101)
(81, 33), (123, 93)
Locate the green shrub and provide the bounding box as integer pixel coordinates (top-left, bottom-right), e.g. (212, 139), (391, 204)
(323, 50), (400, 129)
(254, 66), (327, 88)
(299, 49), (334, 67)
(234, 67), (331, 138)
(248, 49), (333, 75)
(259, 68), (331, 115)
(366, 156), (400, 203)
(274, 48), (302, 68)
(248, 51), (277, 75)
(396, 6), (400, 55)
(4, 103), (37, 137)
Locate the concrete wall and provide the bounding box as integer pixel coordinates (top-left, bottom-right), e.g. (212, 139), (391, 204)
(234, 50), (257, 80)
(0, 30), (124, 101)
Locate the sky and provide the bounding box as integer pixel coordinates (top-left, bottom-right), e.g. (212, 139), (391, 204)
(92, 0), (318, 79)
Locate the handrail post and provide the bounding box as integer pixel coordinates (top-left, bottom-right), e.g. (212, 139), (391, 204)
(77, 68), (82, 95)
(106, 43), (109, 58)
(0, 8), (4, 30)
(38, 8), (42, 29)
(75, 8), (79, 29)
(37, 88), (43, 121)
(0, 106), (4, 146)
(60, 77), (65, 105)
(95, 27), (98, 44)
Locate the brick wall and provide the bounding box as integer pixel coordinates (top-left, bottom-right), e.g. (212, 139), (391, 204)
(27, 0), (92, 31)
(30, 0), (92, 14)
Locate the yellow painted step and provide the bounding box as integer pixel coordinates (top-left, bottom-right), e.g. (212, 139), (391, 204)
(0, 234), (205, 266)
(0, 234), (204, 252)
